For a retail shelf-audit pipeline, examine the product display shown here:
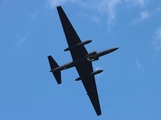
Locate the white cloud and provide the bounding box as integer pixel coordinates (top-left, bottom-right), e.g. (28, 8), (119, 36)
(157, 7), (161, 11)
(1, 0), (8, 11)
(17, 38), (27, 46)
(79, 0), (121, 31)
(133, 11), (150, 23)
(140, 11), (150, 19)
(135, 59), (145, 72)
(156, 27), (161, 40)
(30, 10), (39, 19)
(91, 16), (101, 25)
(125, 0), (149, 8)
(47, 0), (121, 31)
(136, 0), (146, 8)
(48, 0), (76, 9)
(101, 0), (121, 30)
(153, 27), (161, 51)
(47, 0), (152, 31)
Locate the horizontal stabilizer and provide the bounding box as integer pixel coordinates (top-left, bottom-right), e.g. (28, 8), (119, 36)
(48, 55), (61, 84)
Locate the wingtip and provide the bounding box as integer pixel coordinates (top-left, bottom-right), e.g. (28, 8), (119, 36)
(58, 82), (62, 84)
(48, 55), (52, 58)
(97, 112), (102, 116)
(56, 6), (62, 9)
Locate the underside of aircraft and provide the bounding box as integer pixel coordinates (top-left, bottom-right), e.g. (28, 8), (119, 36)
(48, 6), (118, 116)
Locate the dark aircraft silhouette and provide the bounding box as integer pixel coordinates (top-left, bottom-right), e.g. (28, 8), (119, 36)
(48, 6), (118, 116)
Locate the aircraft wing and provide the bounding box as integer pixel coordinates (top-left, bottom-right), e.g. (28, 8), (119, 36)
(57, 6), (88, 61)
(75, 62), (101, 116)
(57, 6), (101, 115)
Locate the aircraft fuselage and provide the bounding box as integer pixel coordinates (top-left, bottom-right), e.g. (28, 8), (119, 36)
(51, 47), (118, 72)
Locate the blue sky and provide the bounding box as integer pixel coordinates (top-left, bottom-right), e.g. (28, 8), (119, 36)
(0, 0), (161, 120)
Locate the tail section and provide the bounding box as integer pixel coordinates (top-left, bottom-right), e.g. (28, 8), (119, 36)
(48, 55), (61, 84)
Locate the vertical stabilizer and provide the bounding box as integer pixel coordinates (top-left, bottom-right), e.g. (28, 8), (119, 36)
(48, 55), (61, 84)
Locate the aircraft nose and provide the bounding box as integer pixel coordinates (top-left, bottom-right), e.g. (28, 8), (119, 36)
(114, 47), (119, 50)
(111, 47), (119, 52)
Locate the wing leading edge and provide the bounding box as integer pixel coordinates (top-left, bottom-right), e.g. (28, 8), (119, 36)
(57, 6), (88, 61)
(57, 6), (101, 115)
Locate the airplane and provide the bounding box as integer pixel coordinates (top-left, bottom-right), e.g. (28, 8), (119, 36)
(48, 6), (118, 116)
